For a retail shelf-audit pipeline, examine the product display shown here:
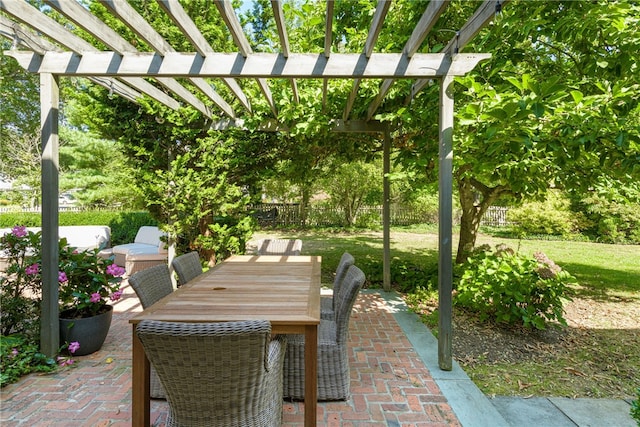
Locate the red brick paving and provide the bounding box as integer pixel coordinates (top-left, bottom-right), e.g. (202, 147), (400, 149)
(0, 282), (460, 426)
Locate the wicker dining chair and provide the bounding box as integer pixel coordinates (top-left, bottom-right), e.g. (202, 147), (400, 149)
(320, 252), (355, 320)
(284, 264), (366, 401)
(171, 251), (203, 287)
(128, 264), (174, 399)
(136, 319), (287, 427)
(256, 238), (302, 255)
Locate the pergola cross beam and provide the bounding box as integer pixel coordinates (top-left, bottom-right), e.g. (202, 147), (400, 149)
(1, 0), (180, 109)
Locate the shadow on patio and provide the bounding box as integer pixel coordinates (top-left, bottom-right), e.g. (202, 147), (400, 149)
(0, 282), (460, 426)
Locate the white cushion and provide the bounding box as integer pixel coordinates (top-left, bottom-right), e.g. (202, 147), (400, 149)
(59, 225), (111, 251)
(0, 226), (110, 251)
(134, 226), (166, 248)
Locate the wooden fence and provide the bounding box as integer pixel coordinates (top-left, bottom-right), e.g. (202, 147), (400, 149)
(2, 204), (510, 227)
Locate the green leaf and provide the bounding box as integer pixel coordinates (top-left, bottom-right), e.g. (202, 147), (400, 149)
(531, 103), (545, 118)
(570, 90), (584, 103)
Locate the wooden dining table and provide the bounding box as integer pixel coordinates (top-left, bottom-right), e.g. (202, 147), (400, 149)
(129, 254), (321, 426)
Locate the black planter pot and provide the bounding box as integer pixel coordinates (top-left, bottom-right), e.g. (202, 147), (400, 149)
(59, 305), (113, 356)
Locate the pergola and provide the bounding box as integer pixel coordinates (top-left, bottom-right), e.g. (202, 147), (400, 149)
(1, 0), (506, 371)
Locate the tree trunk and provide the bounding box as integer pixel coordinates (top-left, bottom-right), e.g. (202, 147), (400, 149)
(455, 175), (511, 264)
(299, 184), (311, 227)
(198, 215), (216, 267)
(456, 178), (482, 264)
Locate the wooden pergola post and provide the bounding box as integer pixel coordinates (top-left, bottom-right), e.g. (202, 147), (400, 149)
(40, 73), (60, 357)
(438, 74), (454, 371)
(382, 126), (391, 291)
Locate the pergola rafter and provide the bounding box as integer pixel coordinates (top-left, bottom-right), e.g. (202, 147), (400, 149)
(44, 0), (215, 118)
(214, 0), (277, 116)
(157, 0), (252, 113)
(343, 0), (391, 121)
(366, 0), (449, 120)
(1, 1), (507, 404)
(271, 0), (299, 104)
(408, 0), (509, 101)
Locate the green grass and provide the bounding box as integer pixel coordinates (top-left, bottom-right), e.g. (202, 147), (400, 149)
(253, 227), (640, 295)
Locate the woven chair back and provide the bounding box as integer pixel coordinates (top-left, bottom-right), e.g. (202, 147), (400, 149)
(256, 238), (302, 255)
(136, 319), (285, 427)
(334, 264), (366, 344)
(128, 264), (174, 308)
(331, 252), (355, 312)
(171, 251), (203, 286)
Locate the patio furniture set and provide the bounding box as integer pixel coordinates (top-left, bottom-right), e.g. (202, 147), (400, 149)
(127, 238), (364, 426)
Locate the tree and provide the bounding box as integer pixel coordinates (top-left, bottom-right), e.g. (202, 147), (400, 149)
(0, 48), (41, 190)
(393, 0), (640, 262)
(323, 160), (382, 226)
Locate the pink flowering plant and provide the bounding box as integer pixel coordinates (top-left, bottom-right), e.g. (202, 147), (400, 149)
(1, 226), (43, 338)
(57, 239), (125, 319)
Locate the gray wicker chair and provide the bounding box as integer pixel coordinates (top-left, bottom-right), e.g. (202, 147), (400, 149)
(320, 252), (355, 320)
(128, 264), (174, 399)
(171, 251), (203, 286)
(256, 238), (302, 255)
(136, 319), (287, 427)
(284, 264), (365, 401)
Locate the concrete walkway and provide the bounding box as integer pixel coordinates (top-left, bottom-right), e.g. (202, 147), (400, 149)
(379, 290), (637, 427)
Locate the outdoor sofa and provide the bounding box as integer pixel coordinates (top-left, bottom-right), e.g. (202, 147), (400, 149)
(111, 226), (168, 275)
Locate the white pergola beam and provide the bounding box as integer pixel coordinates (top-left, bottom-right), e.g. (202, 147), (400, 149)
(366, 0), (450, 120)
(156, 0), (252, 113)
(101, 0), (235, 118)
(214, 0), (276, 116)
(44, 0), (214, 119)
(7, 51), (490, 79)
(0, 16), (141, 104)
(343, 0), (391, 120)
(0, 0), (179, 109)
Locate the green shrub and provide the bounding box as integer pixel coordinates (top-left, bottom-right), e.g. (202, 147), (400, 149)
(508, 193), (578, 237)
(195, 216), (255, 262)
(454, 245), (575, 330)
(0, 228), (43, 338)
(355, 211), (382, 230)
(357, 256), (436, 292)
(106, 211), (156, 245)
(0, 335), (57, 387)
(0, 212), (41, 228)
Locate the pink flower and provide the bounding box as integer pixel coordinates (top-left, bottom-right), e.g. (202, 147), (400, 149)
(90, 292), (101, 303)
(68, 341), (80, 354)
(58, 271), (68, 283)
(106, 264), (125, 277)
(110, 290), (123, 302)
(10, 348), (19, 358)
(25, 263), (39, 275)
(11, 226), (27, 238)
(57, 356), (75, 367)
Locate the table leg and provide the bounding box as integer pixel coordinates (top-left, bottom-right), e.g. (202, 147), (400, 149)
(131, 324), (150, 426)
(304, 324), (318, 427)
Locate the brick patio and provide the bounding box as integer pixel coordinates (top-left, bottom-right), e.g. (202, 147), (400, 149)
(0, 281), (460, 426)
